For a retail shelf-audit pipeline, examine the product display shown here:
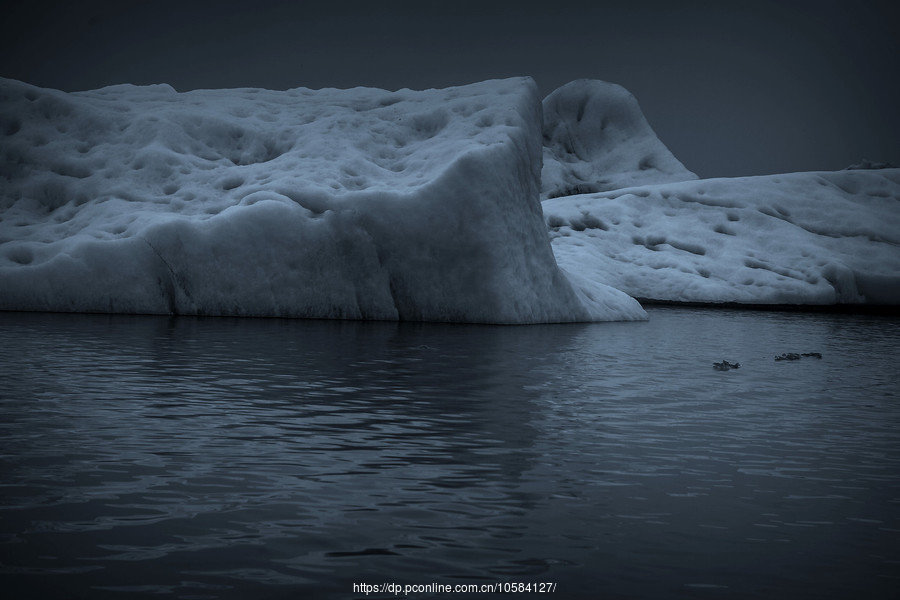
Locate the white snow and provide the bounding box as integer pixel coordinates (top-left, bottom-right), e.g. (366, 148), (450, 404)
(2, 74), (896, 321)
(544, 169), (900, 306)
(541, 79), (697, 200)
(0, 76), (646, 323)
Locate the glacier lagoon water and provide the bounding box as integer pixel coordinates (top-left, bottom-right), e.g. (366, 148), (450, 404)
(1, 307), (898, 599)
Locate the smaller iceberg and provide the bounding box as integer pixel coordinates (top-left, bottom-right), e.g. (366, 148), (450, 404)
(544, 169), (900, 306)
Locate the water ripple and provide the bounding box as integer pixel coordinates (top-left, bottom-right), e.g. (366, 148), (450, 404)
(1, 309), (898, 599)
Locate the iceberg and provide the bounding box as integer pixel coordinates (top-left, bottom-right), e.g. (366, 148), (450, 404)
(0, 77), (646, 323)
(2, 74), (895, 321)
(541, 79), (697, 200)
(541, 79), (899, 309)
(544, 169), (900, 306)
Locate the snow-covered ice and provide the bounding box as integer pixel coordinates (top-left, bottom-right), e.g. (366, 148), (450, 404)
(0, 76), (645, 322)
(541, 79), (697, 200)
(2, 74), (897, 321)
(541, 79), (899, 309)
(544, 169), (900, 306)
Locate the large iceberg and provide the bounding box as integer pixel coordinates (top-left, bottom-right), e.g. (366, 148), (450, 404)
(0, 77), (646, 323)
(3, 75), (897, 321)
(544, 169), (900, 306)
(541, 79), (697, 200)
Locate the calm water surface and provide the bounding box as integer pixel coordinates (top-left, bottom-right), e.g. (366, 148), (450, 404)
(1, 308), (898, 599)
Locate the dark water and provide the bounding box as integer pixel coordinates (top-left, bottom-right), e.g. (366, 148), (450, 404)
(1, 308), (898, 599)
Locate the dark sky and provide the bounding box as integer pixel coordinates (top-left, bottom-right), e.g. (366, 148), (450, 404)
(3, 0), (898, 178)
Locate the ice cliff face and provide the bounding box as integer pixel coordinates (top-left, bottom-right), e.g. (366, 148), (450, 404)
(544, 169), (900, 306)
(541, 79), (697, 200)
(0, 77), (646, 322)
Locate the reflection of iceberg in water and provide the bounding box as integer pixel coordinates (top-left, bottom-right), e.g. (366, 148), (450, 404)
(1, 313), (565, 589)
(138, 315), (550, 478)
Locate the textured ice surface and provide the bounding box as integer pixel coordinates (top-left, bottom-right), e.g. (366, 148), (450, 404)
(544, 169), (900, 305)
(541, 79), (697, 200)
(3, 75), (895, 320)
(0, 77), (646, 322)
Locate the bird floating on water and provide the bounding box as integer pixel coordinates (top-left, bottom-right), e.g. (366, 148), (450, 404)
(775, 352), (822, 361)
(713, 360), (740, 371)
